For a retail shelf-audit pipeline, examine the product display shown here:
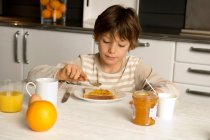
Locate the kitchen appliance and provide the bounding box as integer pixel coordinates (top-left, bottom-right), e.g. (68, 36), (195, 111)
(139, 0), (187, 34)
(82, 0), (139, 28)
(185, 0), (210, 30)
(2, 0), (40, 20)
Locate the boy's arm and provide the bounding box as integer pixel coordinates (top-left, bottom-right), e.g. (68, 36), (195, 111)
(134, 59), (179, 96)
(27, 58), (81, 82)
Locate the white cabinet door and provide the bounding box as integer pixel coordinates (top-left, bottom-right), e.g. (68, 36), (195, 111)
(176, 42), (210, 65)
(174, 41), (210, 91)
(129, 39), (175, 80)
(23, 29), (94, 79)
(174, 62), (210, 87)
(175, 83), (210, 105)
(0, 26), (23, 80)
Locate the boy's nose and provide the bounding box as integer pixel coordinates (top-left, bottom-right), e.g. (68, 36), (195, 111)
(108, 43), (117, 53)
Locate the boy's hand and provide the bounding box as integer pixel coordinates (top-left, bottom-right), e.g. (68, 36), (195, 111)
(56, 64), (87, 82)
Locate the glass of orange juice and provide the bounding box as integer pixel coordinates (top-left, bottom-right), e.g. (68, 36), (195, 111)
(0, 80), (24, 113)
(132, 90), (158, 126)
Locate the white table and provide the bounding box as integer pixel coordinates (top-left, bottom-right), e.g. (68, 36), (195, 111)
(0, 86), (210, 140)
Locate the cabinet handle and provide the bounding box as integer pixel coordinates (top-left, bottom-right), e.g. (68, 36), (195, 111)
(23, 32), (29, 64)
(190, 47), (210, 53)
(138, 42), (150, 47)
(87, 0), (89, 7)
(188, 67), (210, 75)
(14, 31), (21, 63)
(186, 89), (210, 97)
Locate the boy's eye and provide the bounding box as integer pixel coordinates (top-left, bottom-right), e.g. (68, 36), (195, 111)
(103, 39), (110, 43)
(119, 44), (125, 47)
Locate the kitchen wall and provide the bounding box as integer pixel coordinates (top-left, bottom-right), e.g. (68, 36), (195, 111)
(1, 0), (210, 32)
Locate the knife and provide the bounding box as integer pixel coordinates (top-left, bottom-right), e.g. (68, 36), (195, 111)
(65, 81), (100, 89)
(61, 88), (72, 103)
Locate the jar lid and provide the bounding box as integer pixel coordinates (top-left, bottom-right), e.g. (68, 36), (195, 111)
(133, 90), (157, 99)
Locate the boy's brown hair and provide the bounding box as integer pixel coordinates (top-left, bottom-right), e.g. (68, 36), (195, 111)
(94, 5), (142, 50)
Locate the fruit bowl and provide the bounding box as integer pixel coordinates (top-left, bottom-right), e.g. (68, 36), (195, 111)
(40, 0), (67, 24)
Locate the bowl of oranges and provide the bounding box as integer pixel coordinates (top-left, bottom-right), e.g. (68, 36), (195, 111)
(40, 0), (66, 24)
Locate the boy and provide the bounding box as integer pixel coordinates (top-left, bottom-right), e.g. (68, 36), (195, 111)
(28, 5), (178, 94)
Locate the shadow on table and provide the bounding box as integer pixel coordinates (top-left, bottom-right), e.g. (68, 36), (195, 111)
(19, 106), (30, 130)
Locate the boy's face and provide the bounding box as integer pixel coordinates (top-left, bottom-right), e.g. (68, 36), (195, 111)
(98, 33), (130, 66)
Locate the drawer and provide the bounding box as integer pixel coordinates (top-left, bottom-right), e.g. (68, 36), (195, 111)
(174, 62), (210, 87)
(176, 42), (210, 65)
(175, 83), (210, 105)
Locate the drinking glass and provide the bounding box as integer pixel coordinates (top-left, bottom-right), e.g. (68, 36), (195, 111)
(0, 80), (24, 113)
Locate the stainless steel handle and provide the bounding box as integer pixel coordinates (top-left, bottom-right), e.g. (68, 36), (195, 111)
(190, 47), (210, 53)
(186, 89), (210, 97)
(87, 0), (89, 7)
(23, 31), (29, 64)
(138, 42), (150, 47)
(14, 31), (21, 63)
(188, 67), (210, 75)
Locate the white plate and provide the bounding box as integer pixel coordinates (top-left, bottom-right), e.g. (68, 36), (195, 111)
(73, 88), (127, 103)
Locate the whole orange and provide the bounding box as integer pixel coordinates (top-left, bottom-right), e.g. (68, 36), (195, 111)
(46, 4), (53, 11)
(52, 10), (62, 19)
(26, 101), (57, 132)
(50, 0), (61, 10)
(59, 3), (66, 13)
(41, 9), (52, 19)
(40, 0), (50, 6)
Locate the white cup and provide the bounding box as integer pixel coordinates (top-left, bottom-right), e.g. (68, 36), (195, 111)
(157, 93), (177, 120)
(26, 78), (58, 108)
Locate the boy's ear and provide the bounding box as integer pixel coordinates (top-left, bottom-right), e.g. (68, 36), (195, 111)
(128, 46), (133, 51)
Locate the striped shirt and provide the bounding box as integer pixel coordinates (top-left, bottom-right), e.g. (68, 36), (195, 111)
(27, 54), (179, 96)
(81, 54), (139, 92)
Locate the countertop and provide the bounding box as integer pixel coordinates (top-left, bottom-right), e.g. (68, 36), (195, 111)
(1, 17), (210, 44)
(0, 85), (210, 140)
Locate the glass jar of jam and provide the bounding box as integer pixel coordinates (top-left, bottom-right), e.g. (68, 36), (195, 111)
(132, 90), (158, 126)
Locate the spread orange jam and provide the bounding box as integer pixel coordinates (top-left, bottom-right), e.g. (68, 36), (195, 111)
(132, 90), (158, 126)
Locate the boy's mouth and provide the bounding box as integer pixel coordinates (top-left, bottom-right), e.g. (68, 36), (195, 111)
(105, 54), (117, 58)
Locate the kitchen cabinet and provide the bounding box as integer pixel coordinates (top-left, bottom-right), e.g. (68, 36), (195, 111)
(23, 29), (94, 79)
(175, 83), (210, 105)
(174, 41), (210, 99)
(0, 26), (94, 81)
(129, 38), (176, 80)
(0, 26), (23, 80)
